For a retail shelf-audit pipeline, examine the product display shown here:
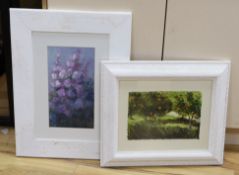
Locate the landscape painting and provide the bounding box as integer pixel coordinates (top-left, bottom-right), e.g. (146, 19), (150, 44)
(48, 46), (94, 128)
(128, 91), (202, 140)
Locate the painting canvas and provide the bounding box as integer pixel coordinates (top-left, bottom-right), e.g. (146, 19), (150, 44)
(48, 46), (95, 128)
(128, 91), (202, 140)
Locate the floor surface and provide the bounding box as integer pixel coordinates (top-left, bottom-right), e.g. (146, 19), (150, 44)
(0, 127), (238, 175)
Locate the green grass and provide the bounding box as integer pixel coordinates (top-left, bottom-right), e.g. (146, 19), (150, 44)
(157, 114), (180, 121)
(128, 113), (200, 140)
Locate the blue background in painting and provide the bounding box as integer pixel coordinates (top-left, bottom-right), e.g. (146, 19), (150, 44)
(48, 46), (95, 79)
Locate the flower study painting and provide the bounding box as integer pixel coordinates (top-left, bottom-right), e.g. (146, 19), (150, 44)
(48, 46), (94, 128)
(128, 91), (202, 140)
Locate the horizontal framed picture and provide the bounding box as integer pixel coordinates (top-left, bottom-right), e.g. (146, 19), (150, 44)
(10, 9), (132, 159)
(100, 60), (230, 166)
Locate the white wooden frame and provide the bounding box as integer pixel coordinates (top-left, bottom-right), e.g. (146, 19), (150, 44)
(100, 60), (230, 166)
(10, 9), (132, 159)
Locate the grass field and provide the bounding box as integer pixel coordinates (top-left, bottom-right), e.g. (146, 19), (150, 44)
(128, 113), (200, 140)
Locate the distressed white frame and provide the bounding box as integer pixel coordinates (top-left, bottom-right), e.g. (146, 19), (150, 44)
(10, 9), (132, 159)
(100, 60), (230, 166)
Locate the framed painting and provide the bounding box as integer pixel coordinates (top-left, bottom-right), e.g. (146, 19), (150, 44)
(10, 9), (132, 159)
(100, 60), (230, 166)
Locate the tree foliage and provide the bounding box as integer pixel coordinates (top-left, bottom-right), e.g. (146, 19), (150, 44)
(128, 91), (202, 128)
(174, 92), (201, 128)
(128, 92), (173, 119)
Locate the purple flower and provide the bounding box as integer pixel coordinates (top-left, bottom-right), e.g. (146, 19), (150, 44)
(53, 66), (62, 72)
(66, 68), (73, 77)
(66, 60), (74, 68)
(75, 85), (83, 95)
(82, 62), (90, 78)
(55, 80), (61, 88)
(56, 104), (66, 114)
(59, 69), (66, 79)
(51, 73), (57, 79)
(73, 98), (84, 109)
(57, 88), (66, 97)
(66, 89), (75, 98)
(72, 71), (80, 79)
(54, 54), (61, 65)
(49, 50), (94, 121)
(63, 79), (71, 88)
(52, 97), (59, 103)
(72, 53), (80, 62)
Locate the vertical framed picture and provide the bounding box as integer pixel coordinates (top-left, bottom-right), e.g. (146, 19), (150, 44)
(101, 61), (230, 166)
(10, 9), (132, 159)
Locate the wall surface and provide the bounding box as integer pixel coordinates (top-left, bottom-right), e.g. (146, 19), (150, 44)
(47, 0), (166, 60)
(47, 0), (239, 142)
(164, 0), (239, 128)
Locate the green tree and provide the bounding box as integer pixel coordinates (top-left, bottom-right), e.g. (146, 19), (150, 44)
(128, 92), (144, 117)
(174, 92), (202, 129)
(174, 92), (188, 119)
(140, 92), (172, 120)
(128, 92), (172, 120)
(156, 93), (173, 116)
(187, 92), (201, 128)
